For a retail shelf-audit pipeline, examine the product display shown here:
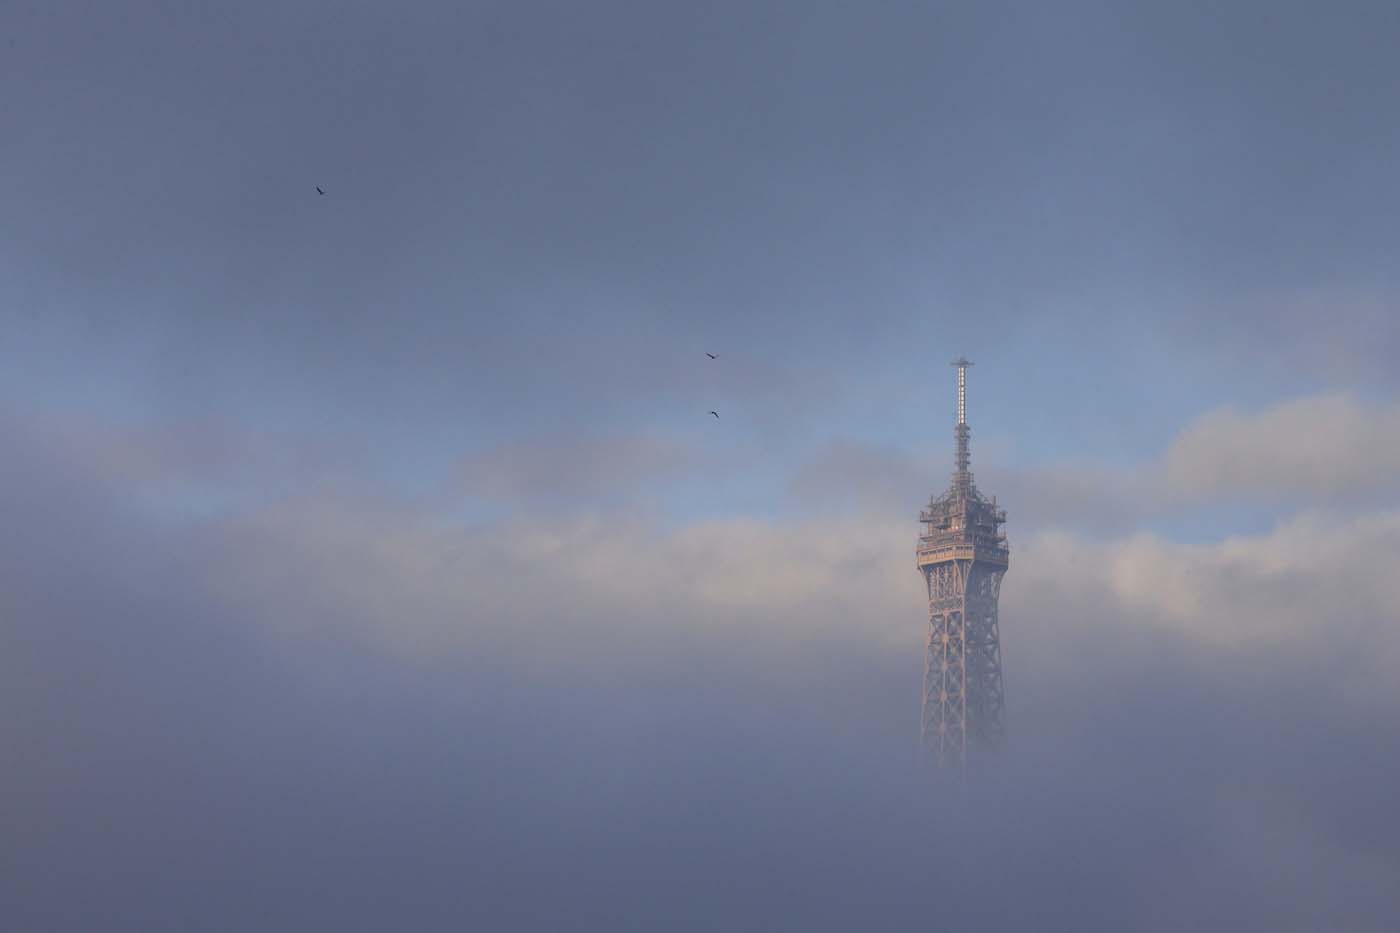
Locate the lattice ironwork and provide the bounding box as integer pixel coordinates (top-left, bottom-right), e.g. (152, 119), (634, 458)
(917, 358), (1009, 775)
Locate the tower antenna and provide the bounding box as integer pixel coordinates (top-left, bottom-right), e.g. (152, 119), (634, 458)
(950, 357), (974, 495)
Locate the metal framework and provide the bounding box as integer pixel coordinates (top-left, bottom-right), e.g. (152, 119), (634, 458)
(917, 358), (1009, 775)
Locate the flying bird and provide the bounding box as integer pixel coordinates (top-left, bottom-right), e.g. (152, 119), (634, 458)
(706, 352), (717, 359)
(316, 186), (326, 195)
(709, 411), (719, 419)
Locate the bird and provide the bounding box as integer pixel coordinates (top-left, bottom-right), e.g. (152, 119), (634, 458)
(706, 352), (717, 359)
(709, 411), (719, 419)
(316, 186), (326, 195)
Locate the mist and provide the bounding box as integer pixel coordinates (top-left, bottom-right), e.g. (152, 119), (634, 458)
(6, 1), (1400, 930)
(4, 407), (1398, 931)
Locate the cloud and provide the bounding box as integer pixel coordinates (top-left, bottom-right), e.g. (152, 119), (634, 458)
(145, 404), (1400, 711)
(456, 432), (707, 505)
(1163, 393), (1400, 501)
(13, 400), (1400, 666)
(6, 407), (1400, 932)
(210, 501), (917, 662)
(788, 391), (1400, 537)
(785, 439), (1154, 533)
(1009, 512), (1400, 703)
(786, 439), (949, 514)
(8, 0), (1400, 925)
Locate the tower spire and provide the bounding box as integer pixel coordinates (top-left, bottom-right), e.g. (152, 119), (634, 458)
(951, 357), (974, 495)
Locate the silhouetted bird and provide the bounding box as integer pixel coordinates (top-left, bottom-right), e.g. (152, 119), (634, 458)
(706, 352), (717, 359)
(316, 186), (326, 195)
(709, 411), (719, 419)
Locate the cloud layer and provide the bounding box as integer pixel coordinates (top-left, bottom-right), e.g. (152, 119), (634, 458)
(4, 408), (1400, 931)
(1164, 393), (1400, 501)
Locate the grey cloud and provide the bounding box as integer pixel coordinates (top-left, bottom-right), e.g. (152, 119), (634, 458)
(457, 432), (706, 505)
(7, 409), (1400, 930)
(786, 438), (1159, 535)
(6, 413), (1400, 931)
(786, 439), (938, 514)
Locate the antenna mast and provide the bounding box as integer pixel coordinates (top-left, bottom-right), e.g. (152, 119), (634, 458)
(951, 357), (974, 494)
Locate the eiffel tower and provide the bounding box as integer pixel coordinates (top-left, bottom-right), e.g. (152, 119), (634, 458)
(917, 358), (1009, 774)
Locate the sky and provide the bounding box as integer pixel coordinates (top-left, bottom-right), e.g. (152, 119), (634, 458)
(4, 1), (1400, 930)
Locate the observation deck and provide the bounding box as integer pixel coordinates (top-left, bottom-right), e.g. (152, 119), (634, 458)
(916, 490), (1009, 570)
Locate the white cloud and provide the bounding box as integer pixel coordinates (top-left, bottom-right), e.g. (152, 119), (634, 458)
(214, 501), (919, 660)
(202, 476), (1400, 710)
(1007, 511), (1400, 705)
(13, 401), (1400, 695)
(1164, 394), (1400, 501)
